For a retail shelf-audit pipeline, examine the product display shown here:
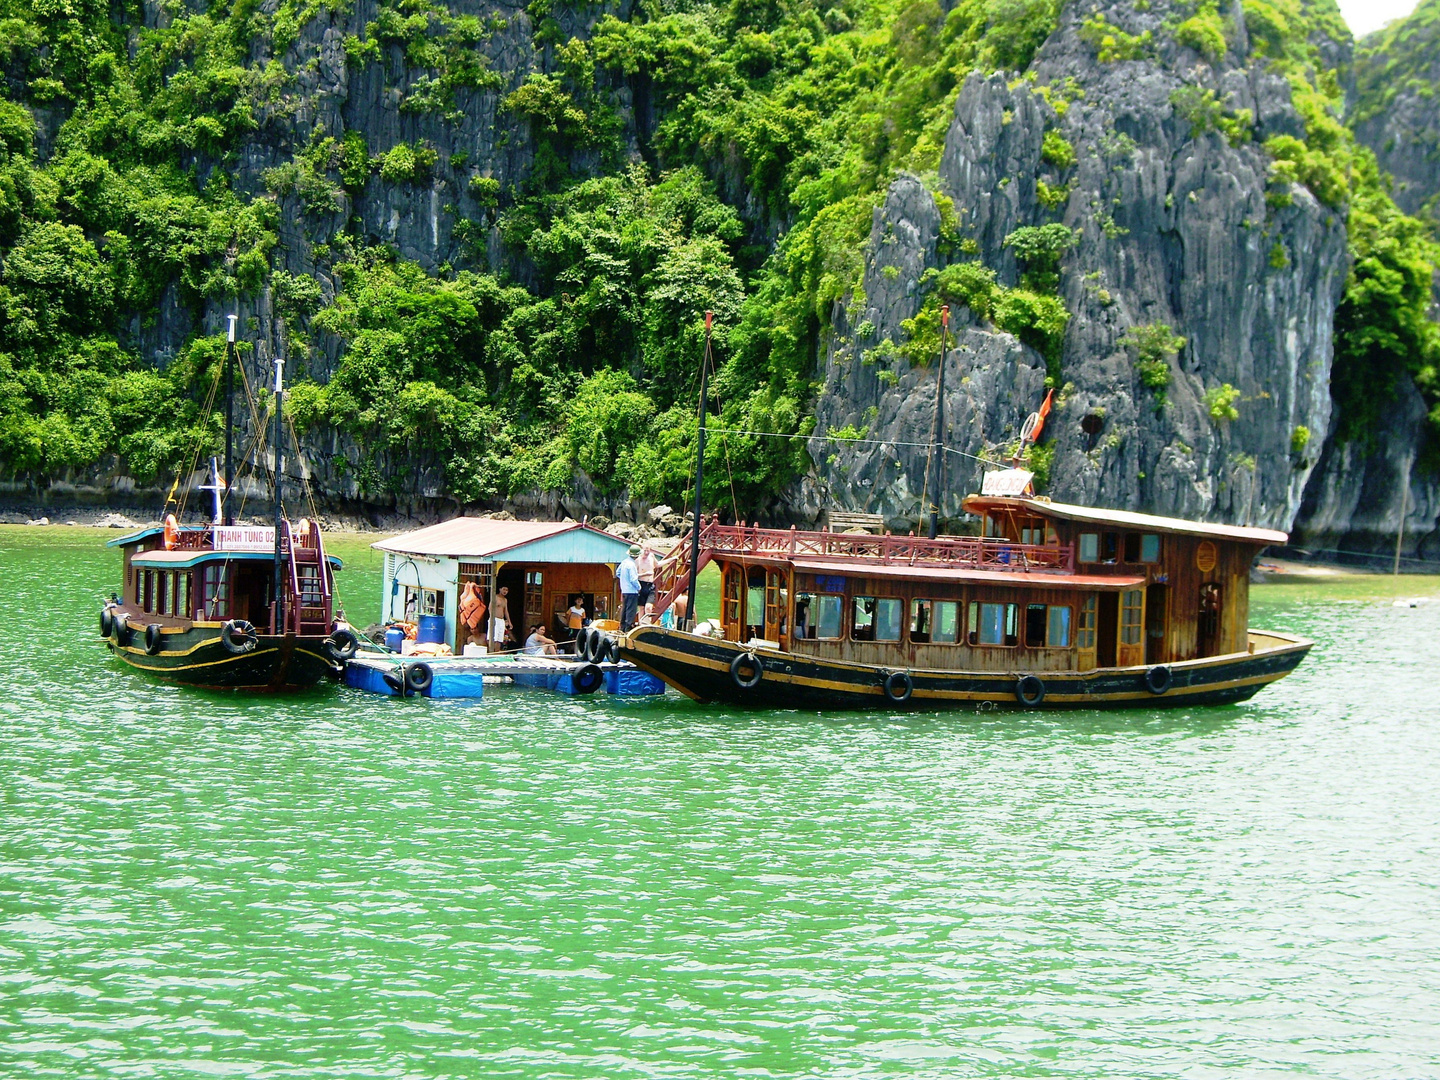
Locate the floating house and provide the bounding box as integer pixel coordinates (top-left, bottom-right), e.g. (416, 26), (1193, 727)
(373, 519), (636, 652)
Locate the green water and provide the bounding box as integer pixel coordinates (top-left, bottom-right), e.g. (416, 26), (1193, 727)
(3, 526), (1439, 1079)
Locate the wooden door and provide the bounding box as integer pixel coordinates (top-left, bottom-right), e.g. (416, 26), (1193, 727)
(764, 569), (789, 649)
(1076, 594), (1098, 671)
(1118, 588), (1145, 668)
(722, 564), (743, 641)
(1145, 583), (1167, 664)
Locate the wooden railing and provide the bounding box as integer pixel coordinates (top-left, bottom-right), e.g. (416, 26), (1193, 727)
(648, 518), (1074, 616)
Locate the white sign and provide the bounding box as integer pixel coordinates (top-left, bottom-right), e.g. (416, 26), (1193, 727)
(981, 469), (1034, 497)
(214, 526), (276, 552)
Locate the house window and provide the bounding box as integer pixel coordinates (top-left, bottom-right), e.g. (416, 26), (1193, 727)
(813, 594), (844, 640)
(403, 587), (444, 619)
(1121, 589), (1144, 645)
(1140, 534), (1161, 563)
(911, 599), (961, 644)
(1025, 604), (1071, 647)
(850, 597), (901, 642)
(1078, 595), (1097, 650)
(969, 602), (1018, 646)
(1079, 533), (1099, 562)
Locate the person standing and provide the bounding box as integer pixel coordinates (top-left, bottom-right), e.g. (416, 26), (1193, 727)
(491, 585), (512, 648)
(617, 544), (641, 631)
(636, 544), (657, 606)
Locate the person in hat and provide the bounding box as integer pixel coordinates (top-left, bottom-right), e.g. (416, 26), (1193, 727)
(616, 543), (642, 631)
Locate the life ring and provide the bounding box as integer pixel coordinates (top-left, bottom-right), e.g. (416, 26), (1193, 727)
(573, 663), (604, 695)
(730, 651), (763, 690)
(1016, 673), (1046, 707)
(1145, 664), (1172, 695)
(326, 627), (360, 661)
(99, 606), (113, 638)
(163, 513), (179, 551)
(405, 662), (433, 694)
(883, 670), (913, 703)
(221, 619), (257, 654)
(144, 623), (165, 655)
(1020, 411), (1041, 444)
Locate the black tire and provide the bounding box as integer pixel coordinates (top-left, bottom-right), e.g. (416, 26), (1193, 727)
(326, 627), (360, 661)
(590, 632), (609, 663)
(578, 627), (595, 661)
(382, 667), (406, 695)
(883, 669), (913, 703)
(730, 651), (763, 690)
(1145, 664), (1173, 695)
(605, 638), (622, 664)
(1016, 673), (1046, 707)
(405, 662), (434, 694)
(99, 607), (113, 638)
(221, 619), (257, 655)
(144, 623), (164, 655)
(573, 663), (604, 695)
(112, 617), (131, 648)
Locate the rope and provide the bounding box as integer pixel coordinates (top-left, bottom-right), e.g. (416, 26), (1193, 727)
(700, 424), (1004, 466)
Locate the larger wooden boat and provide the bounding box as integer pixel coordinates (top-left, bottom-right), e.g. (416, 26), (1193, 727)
(99, 317), (356, 690)
(617, 489), (1311, 711)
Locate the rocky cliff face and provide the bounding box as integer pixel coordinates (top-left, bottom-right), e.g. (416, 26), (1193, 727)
(809, 0), (1350, 535)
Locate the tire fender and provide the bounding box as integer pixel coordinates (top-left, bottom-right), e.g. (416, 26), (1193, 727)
(731, 651), (763, 690)
(1145, 664), (1173, 695)
(574, 663), (604, 695)
(405, 662), (434, 695)
(144, 623), (164, 655)
(326, 627), (360, 661)
(100, 606), (114, 638)
(221, 619), (257, 654)
(1016, 673), (1046, 707)
(883, 669), (913, 703)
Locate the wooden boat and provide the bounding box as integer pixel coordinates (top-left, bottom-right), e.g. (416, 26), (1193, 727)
(618, 497), (1311, 711)
(100, 318), (356, 690)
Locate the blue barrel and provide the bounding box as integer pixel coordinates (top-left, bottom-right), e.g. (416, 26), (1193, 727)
(416, 614), (446, 645)
(385, 627), (405, 652)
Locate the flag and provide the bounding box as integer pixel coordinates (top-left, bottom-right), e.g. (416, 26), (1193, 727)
(1029, 388), (1055, 443)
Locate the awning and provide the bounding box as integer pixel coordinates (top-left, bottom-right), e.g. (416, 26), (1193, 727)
(129, 549), (343, 569)
(963, 495), (1287, 544)
(790, 558), (1145, 589)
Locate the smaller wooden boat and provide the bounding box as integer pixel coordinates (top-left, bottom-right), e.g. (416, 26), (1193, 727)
(100, 317), (357, 691)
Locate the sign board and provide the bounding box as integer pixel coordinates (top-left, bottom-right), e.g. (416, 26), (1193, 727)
(214, 526), (276, 552)
(981, 469), (1034, 497)
(1195, 540), (1218, 574)
(815, 575), (846, 593)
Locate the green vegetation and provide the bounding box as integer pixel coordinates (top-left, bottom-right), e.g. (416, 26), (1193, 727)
(1120, 323), (1185, 399)
(1204, 383), (1241, 422)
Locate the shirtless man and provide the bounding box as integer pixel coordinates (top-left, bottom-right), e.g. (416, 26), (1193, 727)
(491, 586), (513, 647)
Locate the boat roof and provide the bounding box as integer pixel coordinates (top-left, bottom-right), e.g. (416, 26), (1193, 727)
(373, 518), (633, 561)
(129, 548), (343, 569)
(963, 495), (1288, 544)
(791, 559), (1145, 589)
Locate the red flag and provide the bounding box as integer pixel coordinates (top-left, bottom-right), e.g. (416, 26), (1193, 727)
(1029, 388), (1054, 443)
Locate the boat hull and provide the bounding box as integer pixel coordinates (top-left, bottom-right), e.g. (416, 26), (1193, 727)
(618, 625), (1312, 711)
(106, 619), (343, 691)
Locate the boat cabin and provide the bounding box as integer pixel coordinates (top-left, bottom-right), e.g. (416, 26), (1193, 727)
(682, 496), (1284, 673)
(108, 521), (341, 634)
(373, 519), (636, 652)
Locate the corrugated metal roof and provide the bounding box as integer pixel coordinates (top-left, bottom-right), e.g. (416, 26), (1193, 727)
(963, 496), (1288, 544)
(792, 559), (1145, 589)
(372, 518), (634, 561)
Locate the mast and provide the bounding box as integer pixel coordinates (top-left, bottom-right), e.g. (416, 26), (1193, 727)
(927, 304), (950, 540)
(686, 311), (712, 631)
(272, 353), (286, 634)
(224, 314), (236, 526)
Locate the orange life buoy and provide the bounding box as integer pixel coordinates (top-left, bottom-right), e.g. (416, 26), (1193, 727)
(163, 514), (179, 550)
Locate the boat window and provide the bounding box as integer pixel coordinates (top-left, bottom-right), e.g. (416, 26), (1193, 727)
(156, 571), (167, 616)
(1079, 533), (1099, 562)
(1025, 604), (1047, 647)
(1140, 534), (1161, 563)
(142, 569), (153, 613)
(746, 568), (766, 635)
(912, 600), (961, 644)
(1027, 604), (1072, 647)
(1077, 595), (1097, 650)
(813, 594), (843, 639)
(968, 602), (1018, 646)
(1121, 589), (1144, 645)
(1019, 519), (1055, 546)
(178, 573), (192, 619)
(1048, 605), (1071, 647)
(202, 563), (228, 619)
(723, 567), (743, 630)
(1102, 533), (1120, 563)
(1123, 532), (1141, 562)
(873, 598), (903, 642)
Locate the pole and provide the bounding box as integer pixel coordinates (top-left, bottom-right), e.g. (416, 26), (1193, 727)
(1394, 466), (1408, 575)
(686, 311), (713, 631)
(272, 354), (286, 634)
(927, 305), (950, 540)
(224, 314), (236, 526)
